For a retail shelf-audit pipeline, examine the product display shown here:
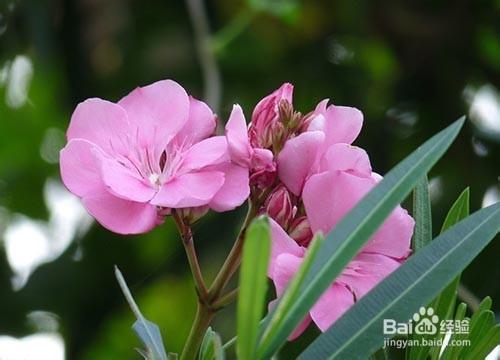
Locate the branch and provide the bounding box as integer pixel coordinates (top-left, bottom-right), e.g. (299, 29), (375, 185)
(172, 210), (209, 299)
(185, 0), (222, 113)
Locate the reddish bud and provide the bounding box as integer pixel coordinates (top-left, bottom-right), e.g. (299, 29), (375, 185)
(264, 185), (294, 229)
(289, 216), (313, 247)
(249, 83), (293, 148)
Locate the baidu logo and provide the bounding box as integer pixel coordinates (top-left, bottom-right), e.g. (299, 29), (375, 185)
(413, 307), (439, 335)
(383, 306), (471, 349)
(383, 307), (442, 335)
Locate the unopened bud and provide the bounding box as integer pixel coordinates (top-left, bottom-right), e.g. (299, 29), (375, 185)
(264, 185), (294, 229)
(249, 149), (277, 189)
(249, 83), (293, 148)
(289, 216), (313, 247)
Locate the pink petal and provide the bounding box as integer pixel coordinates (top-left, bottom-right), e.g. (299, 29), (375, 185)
(151, 171), (225, 208)
(82, 188), (159, 235)
(252, 83), (294, 125)
(364, 202), (414, 259)
(301, 171), (339, 235)
(251, 148), (275, 171)
(268, 219), (304, 277)
(277, 131), (325, 196)
(225, 104), (252, 167)
(319, 143), (372, 176)
(180, 136), (229, 172)
(93, 150), (156, 202)
(118, 79), (189, 147)
(310, 282), (355, 332)
(304, 170), (378, 234)
(311, 99), (363, 146)
(272, 252), (303, 295)
(340, 253), (400, 299)
(209, 163), (250, 212)
(60, 139), (103, 197)
(289, 316), (313, 340)
(67, 99), (130, 155)
(303, 171), (413, 259)
(174, 96), (216, 145)
(271, 252), (313, 339)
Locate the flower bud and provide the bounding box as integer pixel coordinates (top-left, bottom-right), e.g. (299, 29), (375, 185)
(249, 83), (293, 148)
(250, 169), (277, 189)
(249, 148), (277, 189)
(289, 216), (313, 247)
(264, 185), (294, 229)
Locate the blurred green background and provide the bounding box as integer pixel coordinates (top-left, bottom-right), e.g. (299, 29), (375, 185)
(0, 0), (499, 359)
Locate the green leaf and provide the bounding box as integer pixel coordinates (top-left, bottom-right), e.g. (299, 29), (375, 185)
(237, 216), (271, 360)
(478, 296), (493, 312)
(433, 188), (470, 320)
(464, 324), (500, 360)
(462, 310), (495, 357)
(258, 234), (323, 355)
(441, 187), (471, 233)
(455, 302), (467, 320)
(440, 303), (469, 360)
(370, 347), (388, 360)
(257, 118), (465, 358)
(115, 266), (168, 360)
(298, 202), (500, 360)
(408, 175), (433, 360)
(199, 327), (224, 360)
(414, 188), (470, 360)
(412, 175), (432, 252)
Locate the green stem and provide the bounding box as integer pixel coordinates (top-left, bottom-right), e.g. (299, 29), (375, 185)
(212, 287), (239, 310)
(208, 201), (258, 301)
(180, 301), (214, 360)
(179, 195), (266, 358)
(173, 210), (208, 299)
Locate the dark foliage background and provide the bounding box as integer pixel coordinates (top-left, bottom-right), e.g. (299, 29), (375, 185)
(0, 0), (498, 358)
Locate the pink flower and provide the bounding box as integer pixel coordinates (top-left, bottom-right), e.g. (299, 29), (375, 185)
(225, 104), (276, 188)
(277, 99), (365, 196)
(268, 100), (414, 338)
(60, 80), (249, 234)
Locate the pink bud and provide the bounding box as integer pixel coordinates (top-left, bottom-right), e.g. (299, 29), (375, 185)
(249, 148), (277, 189)
(249, 83), (293, 148)
(250, 169), (277, 190)
(289, 216), (313, 247)
(264, 185), (294, 229)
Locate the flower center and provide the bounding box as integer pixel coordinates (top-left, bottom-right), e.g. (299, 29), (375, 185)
(148, 173), (162, 187)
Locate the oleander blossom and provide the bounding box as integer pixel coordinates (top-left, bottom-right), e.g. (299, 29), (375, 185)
(60, 80), (249, 234)
(226, 83), (415, 338)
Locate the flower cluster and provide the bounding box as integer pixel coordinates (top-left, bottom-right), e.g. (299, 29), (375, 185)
(224, 83), (414, 337)
(60, 80), (414, 336)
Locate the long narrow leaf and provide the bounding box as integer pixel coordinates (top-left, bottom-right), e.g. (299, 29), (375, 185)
(258, 234), (323, 356)
(464, 324), (500, 360)
(115, 266), (167, 360)
(414, 187), (470, 360)
(412, 175), (432, 251)
(427, 188), (471, 359)
(299, 202), (500, 359)
(258, 118), (465, 358)
(237, 216), (271, 360)
(199, 327), (224, 360)
(440, 302), (469, 360)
